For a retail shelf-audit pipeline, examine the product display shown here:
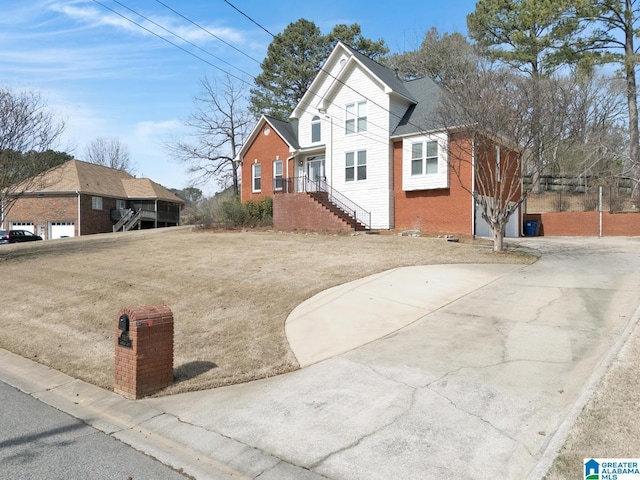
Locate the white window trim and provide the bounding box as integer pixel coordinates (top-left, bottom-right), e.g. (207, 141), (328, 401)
(311, 115), (321, 143)
(402, 133), (449, 191)
(345, 150), (367, 182)
(252, 163), (261, 193)
(345, 101), (367, 135)
(92, 196), (103, 210)
(273, 160), (283, 191)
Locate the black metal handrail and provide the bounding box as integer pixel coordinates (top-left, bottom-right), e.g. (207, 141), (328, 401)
(281, 176), (371, 230)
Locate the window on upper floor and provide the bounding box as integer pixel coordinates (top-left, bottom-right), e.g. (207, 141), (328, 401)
(411, 140), (438, 176)
(311, 115), (321, 143)
(273, 160), (283, 191)
(92, 196), (102, 210)
(345, 101), (367, 135)
(345, 150), (367, 182)
(252, 163), (261, 192)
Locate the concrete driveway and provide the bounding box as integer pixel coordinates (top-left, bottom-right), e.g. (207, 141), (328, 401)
(144, 236), (640, 479)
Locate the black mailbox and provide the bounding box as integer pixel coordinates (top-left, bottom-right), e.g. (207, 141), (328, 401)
(118, 314), (129, 332)
(117, 314), (132, 348)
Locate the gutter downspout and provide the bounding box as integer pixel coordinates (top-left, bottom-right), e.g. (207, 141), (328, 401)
(76, 191), (81, 236)
(155, 199), (158, 228)
(470, 138), (476, 238)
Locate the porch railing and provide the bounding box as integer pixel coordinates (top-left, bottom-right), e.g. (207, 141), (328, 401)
(282, 176), (371, 230)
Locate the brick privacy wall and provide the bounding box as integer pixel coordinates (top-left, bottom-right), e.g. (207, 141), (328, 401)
(5, 194), (77, 238)
(393, 137), (474, 235)
(524, 212), (640, 236)
(114, 305), (174, 399)
(273, 193), (354, 231)
(241, 123), (292, 202)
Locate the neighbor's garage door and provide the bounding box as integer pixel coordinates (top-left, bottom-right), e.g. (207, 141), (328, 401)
(50, 222), (75, 239)
(10, 222), (34, 233)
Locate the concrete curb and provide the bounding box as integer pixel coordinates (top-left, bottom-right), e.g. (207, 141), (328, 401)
(0, 349), (326, 480)
(527, 301), (640, 479)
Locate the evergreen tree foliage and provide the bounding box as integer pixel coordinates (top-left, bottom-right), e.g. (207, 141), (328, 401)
(250, 19), (388, 120)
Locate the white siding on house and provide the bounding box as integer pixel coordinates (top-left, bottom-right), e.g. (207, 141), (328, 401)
(402, 132), (449, 191)
(324, 63), (393, 229)
(389, 95), (413, 133)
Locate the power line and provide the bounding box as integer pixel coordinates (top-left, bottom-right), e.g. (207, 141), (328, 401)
(222, 0), (432, 137)
(90, 0), (416, 149)
(103, 0), (255, 81)
(152, 0), (262, 66)
(223, 0), (275, 37)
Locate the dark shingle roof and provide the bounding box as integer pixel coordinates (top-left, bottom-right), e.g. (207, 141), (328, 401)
(342, 44), (416, 103)
(265, 115), (300, 149)
(392, 77), (449, 136)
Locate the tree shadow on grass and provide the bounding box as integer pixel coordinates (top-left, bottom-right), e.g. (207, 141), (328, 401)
(173, 361), (218, 384)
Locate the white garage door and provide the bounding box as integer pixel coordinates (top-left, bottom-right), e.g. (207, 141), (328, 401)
(475, 202), (520, 238)
(10, 222), (34, 233)
(50, 222), (75, 239)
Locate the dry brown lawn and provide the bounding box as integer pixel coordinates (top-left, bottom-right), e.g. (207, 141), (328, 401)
(0, 226), (533, 395)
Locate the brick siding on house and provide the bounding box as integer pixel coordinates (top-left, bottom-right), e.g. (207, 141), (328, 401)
(393, 137), (474, 235)
(524, 212), (640, 236)
(241, 123), (292, 203)
(79, 194), (117, 235)
(5, 194), (78, 238)
(273, 193), (354, 231)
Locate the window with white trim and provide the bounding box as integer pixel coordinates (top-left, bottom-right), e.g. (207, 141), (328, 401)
(273, 160), (283, 191)
(92, 196), (103, 210)
(252, 163), (261, 192)
(411, 140), (438, 176)
(345, 150), (367, 182)
(345, 101), (367, 134)
(311, 115), (321, 143)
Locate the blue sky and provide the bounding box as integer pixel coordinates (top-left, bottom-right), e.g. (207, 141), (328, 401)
(1, 0), (478, 194)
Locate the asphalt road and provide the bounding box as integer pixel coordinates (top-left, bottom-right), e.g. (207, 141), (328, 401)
(0, 380), (188, 480)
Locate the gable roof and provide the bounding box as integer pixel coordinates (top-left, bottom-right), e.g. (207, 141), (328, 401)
(341, 43), (416, 103)
(236, 115), (299, 161)
(22, 159), (182, 203)
(264, 115), (299, 149)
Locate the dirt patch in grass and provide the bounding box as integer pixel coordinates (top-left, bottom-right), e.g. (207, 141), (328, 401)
(0, 227), (534, 395)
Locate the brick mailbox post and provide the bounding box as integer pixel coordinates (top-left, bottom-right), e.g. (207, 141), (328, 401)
(114, 304), (174, 399)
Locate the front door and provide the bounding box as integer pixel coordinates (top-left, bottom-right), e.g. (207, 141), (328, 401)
(306, 156), (325, 191)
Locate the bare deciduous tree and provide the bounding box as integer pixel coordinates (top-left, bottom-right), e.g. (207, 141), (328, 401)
(84, 136), (133, 173)
(0, 87), (66, 224)
(166, 75), (252, 196)
(438, 64), (529, 251)
(439, 60), (626, 250)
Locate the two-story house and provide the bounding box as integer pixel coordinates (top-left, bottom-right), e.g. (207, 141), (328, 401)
(238, 41), (521, 237)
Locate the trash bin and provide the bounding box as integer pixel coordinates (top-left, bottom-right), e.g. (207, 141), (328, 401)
(524, 220), (539, 237)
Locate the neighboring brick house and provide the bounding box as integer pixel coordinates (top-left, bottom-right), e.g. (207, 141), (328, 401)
(237, 41), (521, 237)
(3, 159), (182, 239)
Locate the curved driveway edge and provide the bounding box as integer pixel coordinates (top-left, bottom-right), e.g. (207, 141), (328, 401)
(286, 264), (525, 367)
(149, 237), (640, 479)
(1, 237), (639, 480)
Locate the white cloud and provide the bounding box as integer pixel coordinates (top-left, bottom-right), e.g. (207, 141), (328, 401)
(134, 120), (183, 139)
(49, 0), (247, 48)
